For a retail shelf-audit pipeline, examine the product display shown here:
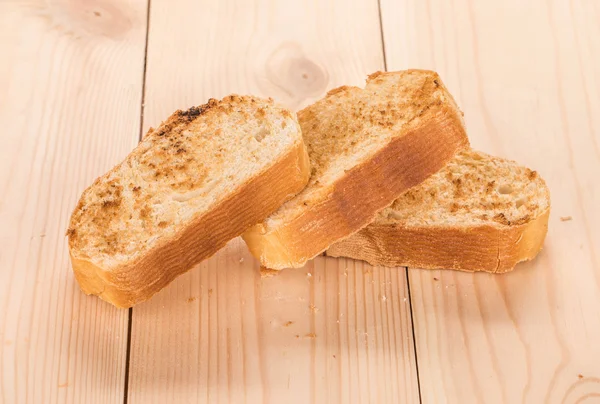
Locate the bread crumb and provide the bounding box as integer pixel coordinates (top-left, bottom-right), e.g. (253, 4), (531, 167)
(261, 267), (280, 278)
(283, 321), (294, 327)
(364, 267), (372, 275)
(208, 288), (213, 297)
(295, 335), (300, 339)
(560, 216), (572, 222)
(433, 277), (439, 281)
(239, 257), (244, 263)
(309, 304), (319, 313)
(304, 333), (316, 339)
(58, 382), (69, 388)
(307, 272), (312, 277)
(187, 297), (197, 303)
(578, 374), (584, 379)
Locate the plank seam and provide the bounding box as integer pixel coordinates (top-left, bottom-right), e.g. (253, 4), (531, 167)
(405, 268), (422, 404)
(377, 0), (389, 72)
(123, 309), (134, 404)
(124, 0), (152, 402)
(376, 1), (423, 402)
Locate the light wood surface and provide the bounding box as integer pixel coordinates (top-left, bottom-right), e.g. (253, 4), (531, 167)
(2, 0), (599, 403)
(0, 0), (148, 402)
(127, 0), (419, 402)
(380, 0), (600, 402)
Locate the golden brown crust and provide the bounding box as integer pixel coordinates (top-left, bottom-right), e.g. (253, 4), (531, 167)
(71, 141), (310, 308)
(326, 208), (550, 273)
(243, 105), (469, 269)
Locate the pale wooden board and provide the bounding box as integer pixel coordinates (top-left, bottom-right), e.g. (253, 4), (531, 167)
(380, 0), (600, 402)
(0, 0), (148, 402)
(127, 0), (420, 402)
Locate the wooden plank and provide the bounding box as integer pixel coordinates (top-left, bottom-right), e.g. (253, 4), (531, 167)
(128, 0), (419, 402)
(0, 1), (148, 402)
(380, 0), (600, 402)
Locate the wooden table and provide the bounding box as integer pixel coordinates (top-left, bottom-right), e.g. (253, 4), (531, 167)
(1, 0), (599, 403)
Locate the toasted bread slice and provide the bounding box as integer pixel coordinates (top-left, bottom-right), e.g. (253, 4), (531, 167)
(242, 70), (469, 269)
(68, 95), (310, 307)
(326, 149), (550, 273)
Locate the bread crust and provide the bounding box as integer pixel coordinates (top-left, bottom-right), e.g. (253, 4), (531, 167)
(243, 105), (469, 269)
(70, 140), (310, 308)
(326, 207), (550, 273)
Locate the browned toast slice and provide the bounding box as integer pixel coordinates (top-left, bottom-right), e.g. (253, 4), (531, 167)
(68, 95), (309, 307)
(243, 70), (469, 269)
(326, 149), (550, 272)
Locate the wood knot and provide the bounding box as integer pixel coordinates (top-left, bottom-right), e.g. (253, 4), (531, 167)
(259, 42), (329, 109)
(42, 0), (136, 39)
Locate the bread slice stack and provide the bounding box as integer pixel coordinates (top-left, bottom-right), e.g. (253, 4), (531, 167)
(68, 69), (549, 308)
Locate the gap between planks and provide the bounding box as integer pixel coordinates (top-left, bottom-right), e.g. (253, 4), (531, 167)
(376, 0), (423, 402)
(124, 1), (153, 403)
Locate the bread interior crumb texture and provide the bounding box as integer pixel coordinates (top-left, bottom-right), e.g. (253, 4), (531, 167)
(376, 149), (549, 227)
(68, 95), (301, 268)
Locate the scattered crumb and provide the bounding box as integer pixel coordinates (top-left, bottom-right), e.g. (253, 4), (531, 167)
(208, 288), (213, 297)
(187, 297), (197, 303)
(283, 321), (294, 327)
(295, 335), (300, 339)
(309, 304), (319, 313)
(560, 216), (572, 222)
(239, 257), (244, 263)
(381, 295), (387, 302)
(403, 298), (407, 302)
(578, 374), (584, 379)
(364, 268), (372, 275)
(93, 11), (101, 17)
(307, 272), (312, 277)
(433, 277), (439, 281)
(260, 267), (280, 278)
(333, 354), (336, 358)
(58, 382), (69, 388)
(304, 333), (316, 339)
(302, 73), (308, 79)
(40, 234), (46, 238)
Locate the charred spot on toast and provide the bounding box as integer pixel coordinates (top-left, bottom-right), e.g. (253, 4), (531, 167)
(66, 227), (76, 239)
(178, 98), (219, 121)
(493, 213), (511, 226)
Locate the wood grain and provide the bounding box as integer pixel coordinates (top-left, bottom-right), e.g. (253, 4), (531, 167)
(380, 0), (600, 402)
(127, 0), (419, 402)
(0, 0), (148, 402)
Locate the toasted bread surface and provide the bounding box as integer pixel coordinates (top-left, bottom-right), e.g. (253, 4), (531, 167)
(243, 70), (469, 269)
(326, 149), (550, 272)
(68, 95), (309, 307)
